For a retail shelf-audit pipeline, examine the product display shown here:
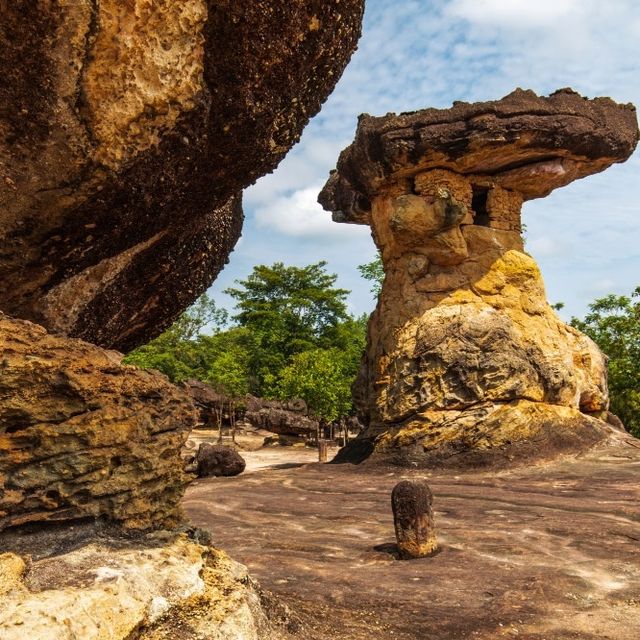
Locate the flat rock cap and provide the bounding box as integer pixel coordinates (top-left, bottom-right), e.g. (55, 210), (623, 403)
(319, 88), (639, 224)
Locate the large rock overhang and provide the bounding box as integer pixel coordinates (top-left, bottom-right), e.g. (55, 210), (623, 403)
(0, 0), (365, 351)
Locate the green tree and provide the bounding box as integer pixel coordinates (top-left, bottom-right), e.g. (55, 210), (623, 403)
(123, 294), (227, 382)
(571, 287), (640, 437)
(276, 348), (355, 422)
(358, 252), (384, 296)
(225, 261), (350, 394)
(124, 264), (369, 418)
(203, 333), (251, 398)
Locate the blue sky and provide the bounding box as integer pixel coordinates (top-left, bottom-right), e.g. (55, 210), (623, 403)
(209, 0), (640, 321)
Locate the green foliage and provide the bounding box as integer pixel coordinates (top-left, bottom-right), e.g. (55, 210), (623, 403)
(275, 349), (355, 422)
(225, 261), (351, 395)
(357, 253), (384, 296)
(123, 294), (227, 381)
(198, 328), (253, 397)
(125, 262), (370, 422)
(571, 287), (640, 437)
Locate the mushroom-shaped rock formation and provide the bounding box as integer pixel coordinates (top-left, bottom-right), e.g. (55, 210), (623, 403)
(0, 0), (364, 352)
(320, 89), (639, 468)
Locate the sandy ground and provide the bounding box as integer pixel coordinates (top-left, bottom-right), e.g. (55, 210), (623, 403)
(186, 427), (328, 472)
(184, 435), (640, 640)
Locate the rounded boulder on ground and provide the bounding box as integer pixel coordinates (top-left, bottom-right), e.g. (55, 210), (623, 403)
(196, 444), (246, 478)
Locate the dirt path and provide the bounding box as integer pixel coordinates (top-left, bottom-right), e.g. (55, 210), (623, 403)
(184, 440), (640, 639)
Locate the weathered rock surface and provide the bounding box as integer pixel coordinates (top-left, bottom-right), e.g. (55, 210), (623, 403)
(320, 88), (639, 224)
(0, 528), (286, 640)
(184, 436), (640, 640)
(320, 89), (639, 467)
(0, 313), (196, 531)
(245, 396), (319, 438)
(391, 480), (437, 559)
(0, 0), (364, 351)
(196, 444), (246, 478)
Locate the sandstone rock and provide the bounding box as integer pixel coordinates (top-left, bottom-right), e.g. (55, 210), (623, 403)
(320, 90), (639, 467)
(196, 444), (246, 478)
(245, 396), (319, 437)
(0, 313), (196, 531)
(391, 480), (437, 559)
(0, 0), (364, 351)
(320, 88), (639, 224)
(0, 529), (282, 640)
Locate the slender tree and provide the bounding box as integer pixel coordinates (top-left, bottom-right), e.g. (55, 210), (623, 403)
(571, 286), (640, 437)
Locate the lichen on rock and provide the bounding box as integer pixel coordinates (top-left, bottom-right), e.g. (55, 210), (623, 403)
(320, 89), (639, 467)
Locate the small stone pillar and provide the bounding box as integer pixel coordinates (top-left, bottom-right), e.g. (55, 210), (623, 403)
(391, 480), (437, 559)
(318, 439), (329, 463)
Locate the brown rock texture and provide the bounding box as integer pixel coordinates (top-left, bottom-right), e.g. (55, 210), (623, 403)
(183, 436), (640, 640)
(196, 444), (246, 478)
(391, 480), (437, 559)
(245, 397), (319, 438)
(0, 313), (197, 531)
(320, 89), (639, 467)
(0, 0), (364, 351)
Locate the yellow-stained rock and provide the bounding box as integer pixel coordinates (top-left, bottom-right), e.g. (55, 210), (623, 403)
(0, 532), (278, 640)
(0, 0), (365, 351)
(319, 91), (639, 466)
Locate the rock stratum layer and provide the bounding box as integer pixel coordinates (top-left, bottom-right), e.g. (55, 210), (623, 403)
(0, 313), (196, 531)
(320, 89), (639, 467)
(0, 0), (364, 351)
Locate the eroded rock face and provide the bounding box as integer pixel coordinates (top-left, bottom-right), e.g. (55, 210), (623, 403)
(320, 89), (639, 467)
(0, 530), (282, 640)
(0, 314), (196, 531)
(0, 0), (364, 351)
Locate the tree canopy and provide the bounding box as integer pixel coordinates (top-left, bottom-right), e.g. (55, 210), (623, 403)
(571, 286), (640, 437)
(124, 261), (368, 422)
(224, 261), (352, 395)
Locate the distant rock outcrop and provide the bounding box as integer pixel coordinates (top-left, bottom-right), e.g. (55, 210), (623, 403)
(320, 89), (639, 467)
(245, 396), (319, 438)
(0, 313), (196, 531)
(0, 0), (364, 351)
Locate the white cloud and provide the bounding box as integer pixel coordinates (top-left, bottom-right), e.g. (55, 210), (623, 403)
(449, 0), (580, 27)
(252, 183), (369, 240)
(526, 235), (569, 259)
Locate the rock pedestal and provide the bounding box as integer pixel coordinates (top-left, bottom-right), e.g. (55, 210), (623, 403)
(320, 89), (639, 467)
(391, 480), (437, 559)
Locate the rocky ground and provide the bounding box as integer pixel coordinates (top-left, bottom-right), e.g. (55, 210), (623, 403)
(184, 431), (640, 640)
